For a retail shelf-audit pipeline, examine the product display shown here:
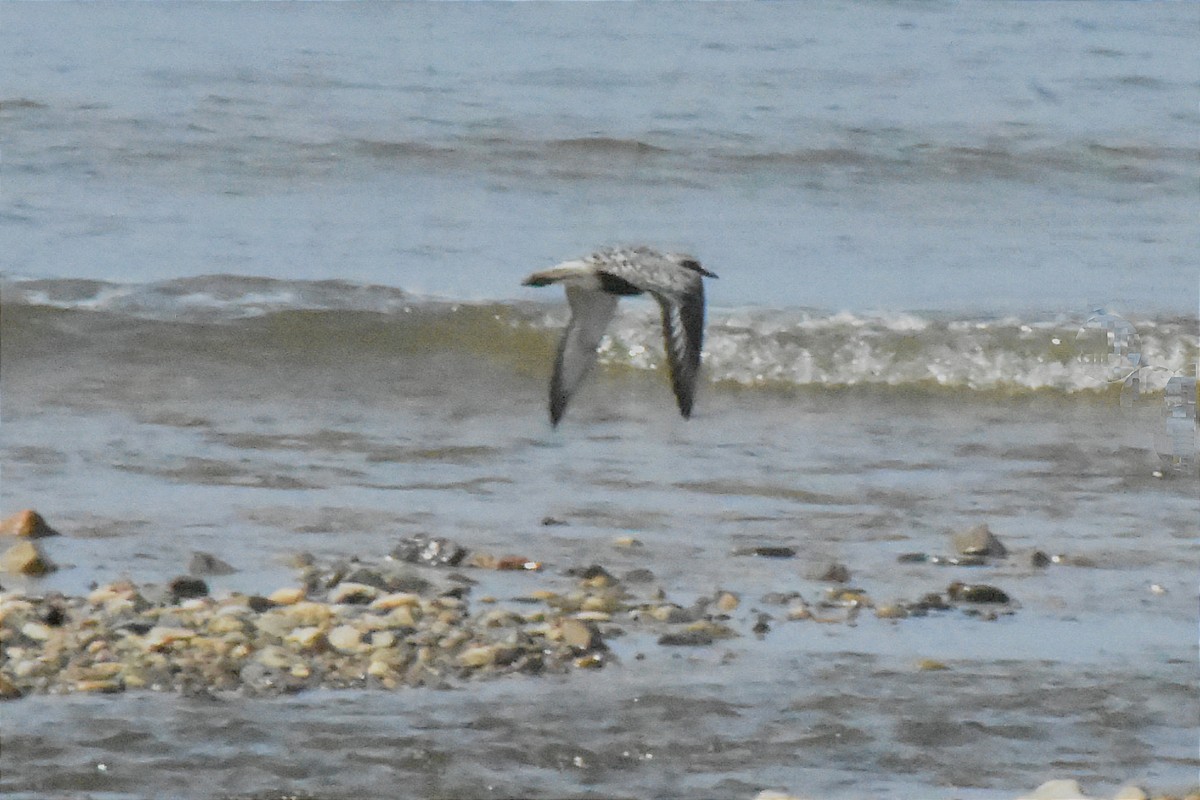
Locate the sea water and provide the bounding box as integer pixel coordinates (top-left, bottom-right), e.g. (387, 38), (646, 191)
(1, 3), (1197, 798)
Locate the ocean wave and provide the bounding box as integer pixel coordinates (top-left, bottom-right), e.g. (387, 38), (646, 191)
(3, 275), (1195, 397)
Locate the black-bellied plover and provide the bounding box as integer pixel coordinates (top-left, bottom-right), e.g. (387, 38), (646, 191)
(522, 246), (718, 426)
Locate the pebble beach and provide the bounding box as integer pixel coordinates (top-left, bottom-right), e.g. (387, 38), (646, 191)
(3, 509), (1196, 799)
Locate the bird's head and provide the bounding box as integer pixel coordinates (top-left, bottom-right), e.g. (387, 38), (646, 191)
(670, 254), (718, 279)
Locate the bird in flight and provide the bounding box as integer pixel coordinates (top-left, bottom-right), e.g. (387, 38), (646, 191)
(522, 246), (718, 426)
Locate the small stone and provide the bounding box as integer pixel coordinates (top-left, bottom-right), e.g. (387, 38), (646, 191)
(88, 582), (137, 606)
(206, 614), (245, 635)
(326, 624), (364, 654)
(1113, 787), (1149, 800)
(809, 562), (851, 583)
(658, 629), (714, 647)
(622, 568), (655, 583)
(786, 603), (813, 621)
(648, 604), (695, 624)
(244, 594), (271, 613)
(342, 567), (388, 589)
(1031, 550), (1052, 568)
(761, 591), (803, 605)
(541, 516), (568, 526)
(391, 533), (466, 567)
(916, 659), (949, 671)
(578, 597), (619, 618)
(369, 630), (395, 649)
(188, 551), (236, 576)
(752, 614), (770, 635)
(468, 552), (497, 569)
(613, 535), (642, 548)
(567, 564), (616, 582)
(1015, 779), (1094, 800)
(897, 552), (930, 563)
(947, 582), (1010, 604)
(277, 601), (333, 627)
(284, 626), (327, 651)
(0, 674), (22, 700)
(82, 662), (124, 680)
(824, 587), (870, 607)
(284, 551), (315, 569)
(478, 609), (521, 628)
(913, 592), (950, 612)
(573, 653), (604, 669)
(733, 545), (796, 558)
(0, 510), (59, 539)
(560, 618), (603, 652)
(952, 523), (1008, 557)
(143, 626), (196, 651)
(495, 556), (541, 571)
(168, 576), (209, 600)
(20, 621), (52, 641)
(40, 603), (66, 626)
(458, 644), (500, 668)
(330, 582), (380, 605)
(268, 587), (306, 606)
(715, 591), (740, 612)
(370, 591), (421, 610)
(74, 679), (124, 694)
(366, 658), (394, 678)
(256, 645), (295, 670)
(874, 604), (908, 619)
(383, 605), (417, 627)
(1, 540), (57, 576)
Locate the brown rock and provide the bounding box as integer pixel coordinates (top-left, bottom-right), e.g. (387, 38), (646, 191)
(715, 591), (740, 612)
(496, 556), (542, 571)
(1, 540), (57, 576)
(0, 674), (22, 700)
(0, 510), (59, 539)
(560, 618), (603, 652)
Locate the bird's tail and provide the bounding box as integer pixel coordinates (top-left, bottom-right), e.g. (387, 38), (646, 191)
(521, 261), (592, 287)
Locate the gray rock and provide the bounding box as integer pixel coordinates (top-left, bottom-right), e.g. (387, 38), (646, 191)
(391, 533), (466, 567)
(807, 561), (850, 583)
(189, 551), (236, 576)
(622, 568), (656, 583)
(952, 523), (1008, 557)
(658, 629), (714, 646)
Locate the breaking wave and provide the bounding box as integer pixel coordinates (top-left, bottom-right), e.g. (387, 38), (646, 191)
(3, 274), (1195, 399)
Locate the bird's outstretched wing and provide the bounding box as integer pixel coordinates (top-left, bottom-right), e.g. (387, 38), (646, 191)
(550, 286), (619, 426)
(654, 283), (706, 419)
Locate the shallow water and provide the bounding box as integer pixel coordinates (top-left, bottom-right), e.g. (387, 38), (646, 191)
(3, 298), (1196, 798)
(2, 2), (1198, 798)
